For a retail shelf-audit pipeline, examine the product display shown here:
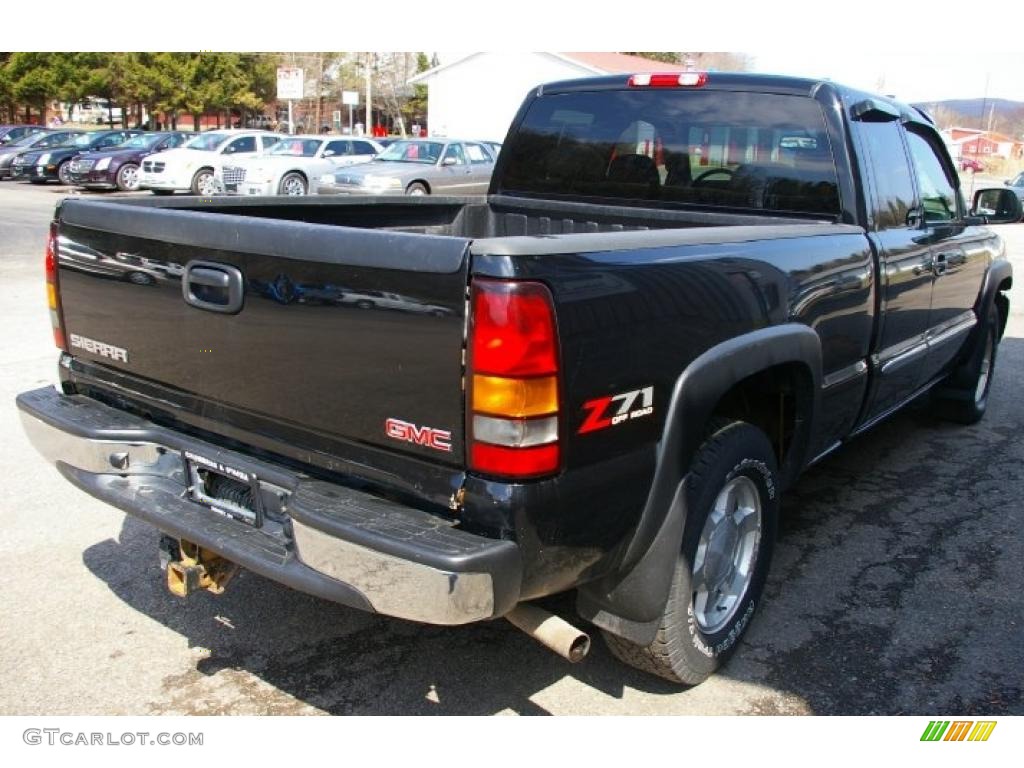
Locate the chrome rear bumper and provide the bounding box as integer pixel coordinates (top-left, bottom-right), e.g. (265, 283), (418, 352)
(17, 386), (520, 624)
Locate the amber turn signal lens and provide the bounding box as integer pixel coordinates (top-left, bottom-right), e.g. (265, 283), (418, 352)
(472, 374), (558, 418)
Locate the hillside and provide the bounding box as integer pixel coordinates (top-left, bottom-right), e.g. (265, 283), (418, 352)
(914, 97), (1024, 136)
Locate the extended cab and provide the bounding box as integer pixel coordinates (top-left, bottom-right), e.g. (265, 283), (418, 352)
(17, 72), (1013, 684)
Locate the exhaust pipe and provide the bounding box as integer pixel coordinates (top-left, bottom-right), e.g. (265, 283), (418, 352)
(506, 603), (591, 663)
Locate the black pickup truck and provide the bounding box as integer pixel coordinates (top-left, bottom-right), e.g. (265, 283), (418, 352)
(17, 72), (1015, 685)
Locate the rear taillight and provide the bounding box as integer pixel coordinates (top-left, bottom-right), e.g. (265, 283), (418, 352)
(46, 222), (66, 351)
(468, 279), (560, 479)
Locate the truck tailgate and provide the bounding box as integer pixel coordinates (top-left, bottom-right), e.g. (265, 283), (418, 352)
(55, 199), (471, 465)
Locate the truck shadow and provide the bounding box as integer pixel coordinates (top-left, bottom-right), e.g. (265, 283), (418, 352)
(81, 336), (1024, 715)
(82, 517), (683, 715)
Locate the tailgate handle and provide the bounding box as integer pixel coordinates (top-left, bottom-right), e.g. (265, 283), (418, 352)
(182, 261), (244, 314)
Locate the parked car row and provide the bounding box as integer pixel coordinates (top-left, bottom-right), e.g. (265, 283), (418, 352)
(316, 138), (498, 196)
(9, 129), (147, 185)
(216, 135), (383, 196)
(0, 124), (503, 197)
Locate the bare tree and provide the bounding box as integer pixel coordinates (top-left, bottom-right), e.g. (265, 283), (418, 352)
(373, 53), (420, 136)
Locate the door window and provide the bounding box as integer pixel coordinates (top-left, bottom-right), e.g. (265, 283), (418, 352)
(859, 121), (916, 230)
(905, 129), (957, 223)
(442, 143), (466, 166)
(225, 136), (257, 154)
(465, 142), (493, 164)
(324, 140), (351, 156)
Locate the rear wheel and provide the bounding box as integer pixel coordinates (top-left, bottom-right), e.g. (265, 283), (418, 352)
(405, 182), (428, 196)
(115, 163), (140, 192)
(603, 419), (779, 685)
(278, 172), (307, 196)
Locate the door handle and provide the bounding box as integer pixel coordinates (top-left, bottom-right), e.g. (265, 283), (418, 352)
(182, 260), (245, 314)
(933, 252), (949, 277)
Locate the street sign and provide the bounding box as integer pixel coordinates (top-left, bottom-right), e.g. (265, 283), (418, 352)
(342, 90), (360, 106)
(277, 67), (304, 100)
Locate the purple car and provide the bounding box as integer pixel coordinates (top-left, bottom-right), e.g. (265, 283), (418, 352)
(69, 131), (194, 191)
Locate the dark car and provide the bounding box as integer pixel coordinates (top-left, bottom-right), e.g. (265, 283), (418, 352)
(70, 131), (194, 191)
(11, 129), (142, 184)
(0, 129), (84, 180)
(0, 124), (46, 145)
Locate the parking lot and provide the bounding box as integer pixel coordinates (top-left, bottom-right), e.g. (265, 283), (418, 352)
(0, 180), (1022, 716)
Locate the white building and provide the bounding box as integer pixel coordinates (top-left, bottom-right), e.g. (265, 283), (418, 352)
(408, 52), (667, 142)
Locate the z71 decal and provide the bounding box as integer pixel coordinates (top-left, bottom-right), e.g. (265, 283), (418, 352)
(578, 386), (654, 434)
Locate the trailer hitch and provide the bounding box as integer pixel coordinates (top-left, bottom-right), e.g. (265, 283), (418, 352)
(162, 537), (239, 598)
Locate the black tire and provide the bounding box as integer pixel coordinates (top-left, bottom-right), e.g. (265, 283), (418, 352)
(931, 305), (999, 425)
(603, 419), (779, 685)
(57, 160), (72, 185)
(125, 271), (154, 286)
(405, 181), (428, 196)
(278, 172), (307, 196)
(190, 168), (215, 196)
(115, 163), (140, 192)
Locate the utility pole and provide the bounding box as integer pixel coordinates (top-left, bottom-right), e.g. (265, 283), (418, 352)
(365, 52), (373, 136)
(314, 52), (323, 132)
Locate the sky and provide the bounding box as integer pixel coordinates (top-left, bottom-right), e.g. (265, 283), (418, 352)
(19, 0), (1024, 107)
(747, 52), (1024, 105)
(431, 51), (1024, 106)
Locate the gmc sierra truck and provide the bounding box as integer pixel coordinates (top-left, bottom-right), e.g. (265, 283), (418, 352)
(17, 72), (1015, 685)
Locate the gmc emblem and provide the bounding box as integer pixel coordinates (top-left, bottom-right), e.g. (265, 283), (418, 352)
(385, 418), (452, 453)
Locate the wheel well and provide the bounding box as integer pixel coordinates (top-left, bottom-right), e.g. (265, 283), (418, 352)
(708, 362), (813, 476)
(408, 180), (430, 193)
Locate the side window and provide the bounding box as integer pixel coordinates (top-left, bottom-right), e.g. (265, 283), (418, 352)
(324, 140), (350, 156)
(905, 129), (957, 223)
(99, 134), (124, 148)
(261, 135), (281, 151)
(353, 141), (376, 155)
(443, 143), (466, 165)
(859, 121), (916, 230)
(465, 142), (493, 164)
(225, 136), (257, 154)
(162, 134), (185, 149)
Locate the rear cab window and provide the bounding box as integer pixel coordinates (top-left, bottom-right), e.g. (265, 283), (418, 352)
(498, 89), (841, 216)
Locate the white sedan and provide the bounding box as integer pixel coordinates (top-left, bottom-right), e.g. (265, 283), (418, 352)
(137, 130), (283, 195)
(218, 136), (383, 196)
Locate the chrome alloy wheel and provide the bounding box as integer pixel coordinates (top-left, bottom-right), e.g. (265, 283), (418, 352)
(196, 171), (217, 197)
(692, 476), (763, 634)
(119, 164), (140, 191)
(280, 175), (307, 195)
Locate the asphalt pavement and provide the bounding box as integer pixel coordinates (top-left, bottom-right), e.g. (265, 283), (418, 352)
(0, 181), (1021, 715)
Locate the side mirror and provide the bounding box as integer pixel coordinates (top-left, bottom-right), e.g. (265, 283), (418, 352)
(442, 156), (457, 167)
(323, 150), (335, 157)
(971, 188), (1023, 224)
